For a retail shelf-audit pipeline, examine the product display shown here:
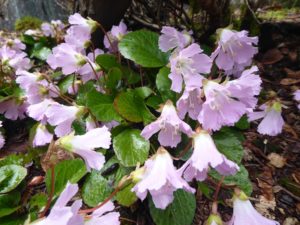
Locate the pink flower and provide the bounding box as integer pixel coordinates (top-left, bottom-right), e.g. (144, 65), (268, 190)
(6, 38), (26, 52)
(0, 45), (31, 71)
(132, 147), (195, 209)
(104, 21), (127, 52)
(41, 20), (65, 37)
(46, 103), (84, 137)
(226, 66), (262, 109)
(211, 29), (258, 74)
(68, 13), (98, 34)
(78, 50), (103, 83)
(176, 86), (203, 120)
(65, 26), (91, 51)
(84, 201), (120, 225)
(27, 99), (54, 123)
(248, 101), (284, 136)
(159, 26), (192, 52)
(169, 43), (212, 92)
(141, 100), (193, 147)
(180, 130), (239, 181)
(228, 190), (279, 225)
(34, 183), (83, 225)
(198, 79), (247, 131)
(294, 90), (300, 110)
(0, 98), (27, 120)
(58, 127), (111, 171)
(33, 123), (53, 147)
(0, 121), (5, 149)
(47, 43), (87, 75)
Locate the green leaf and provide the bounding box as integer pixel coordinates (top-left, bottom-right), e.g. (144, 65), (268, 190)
(156, 67), (176, 102)
(113, 129), (150, 167)
(235, 115), (250, 130)
(116, 183), (137, 206)
(21, 34), (35, 45)
(114, 91), (155, 124)
(96, 54), (120, 71)
(45, 159), (87, 197)
(86, 89), (122, 122)
(82, 170), (112, 207)
(0, 154), (26, 167)
(76, 81), (95, 106)
(134, 87), (153, 99)
(0, 214), (26, 225)
(149, 190), (196, 225)
(0, 165), (27, 194)
(119, 30), (169, 68)
(121, 67), (140, 85)
(31, 45), (51, 60)
(106, 67), (122, 90)
(0, 191), (21, 218)
(29, 193), (47, 211)
(213, 128), (244, 164)
(58, 75), (75, 94)
(210, 166), (252, 195)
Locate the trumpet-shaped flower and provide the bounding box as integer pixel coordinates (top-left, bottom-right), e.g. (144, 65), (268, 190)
(198, 80), (247, 131)
(169, 43), (212, 92)
(180, 130), (239, 181)
(211, 29), (258, 74)
(84, 201), (120, 225)
(0, 98), (27, 120)
(132, 147), (195, 209)
(47, 43), (87, 75)
(65, 26), (91, 51)
(248, 101), (284, 136)
(46, 103), (84, 137)
(176, 86), (203, 120)
(57, 127), (111, 171)
(33, 123), (53, 147)
(69, 13), (98, 34)
(33, 183), (83, 225)
(0, 45), (31, 71)
(27, 99), (54, 123)
(228, 190), (279, 225)
(141, 100), (193, 147)
(103, 21), (127, 52)
(159, 26), (192, 52)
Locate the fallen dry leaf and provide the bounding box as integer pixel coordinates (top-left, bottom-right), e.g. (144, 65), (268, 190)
(283, 217), (299, 225)
(255, 195), (276, 219)
(280, 78), (300, 86)
(257, 166), (274, 200)
(267, 152), (287, 168)
(261, 48), (284, 65)
(284, 68), (300, 79)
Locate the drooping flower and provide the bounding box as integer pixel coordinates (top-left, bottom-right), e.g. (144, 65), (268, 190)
(68, 13), (98, 34)
(57, 127), (111, 171)
(33, 123), (53, 147)
(198, 79), (247, 131)
(32, 182), (83, 225)
(64, 26), (91, 51)
(0, 98), (27, 120)
(27, 98), (54, 123)
(248, 101), (284, 136)
(159, 26), (192, 52)
(84, 201), (120, 225)
(180, 129), (239, 181)
(131, 147), (195, 209)
(46, 103), (85, 137)
(293, 90), (300, 110)
(176, 86), (203, 120)
(47, 43), (87, 75)
(226, 66), (261, 108)
(41, 20), (65, 37)
(227, 189), (280, 225)
(103, 21), (127, 52)
(211, 28), (258, 75)
(5, 38), (26, 52)
(0, 45), (31, 71)
(141, 100), (193, 147)
(169, 43), (212, 92)
(0, 121), (5, 149)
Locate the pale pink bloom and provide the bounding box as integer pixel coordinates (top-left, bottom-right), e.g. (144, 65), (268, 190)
(47, 43), (87, 75)
(58, 127), (111, 171)
(0, 99), (27, 120)
(27, 99), (54, 123)
(211, 29), (258, 74)
(68, 13), (98, 33)
(159, 26), (192, 52)
(46, 103), (84, 137)
(65, 26), (91, 51)
(33, 183), (83, 225)
(198, 80), (247, 131)
(6, 38), (26, 52)
(0, 121), (5, 149)
(0, 45), (31, 71)
(132, 147), (195, 209)
(141, 100), (193, 147)
(294, 90), (300, 110)
(176, 86), (203, 120)
(248, 102), (284, 136)
(104, 21), (127, 52)
(180, 130), (239, 181)
(33, 123), (53, 147)
(41, 23), (55, 37)
(84, 201), (120, 225)
(228, 191), (279, 225)
(169, 43), (212, 92)
(78, 50), (103, 83)
(226, 66), (261, 109)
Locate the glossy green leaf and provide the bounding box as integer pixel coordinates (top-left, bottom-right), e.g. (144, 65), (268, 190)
(119, 30), (169, 67)
(0, 191), (21, 218)
(96, 54), (120, 71)
(156, 67), (176, 102)
(0, 165), (27, 194)
(113, 129), (150, 167)
(149, 190), (196, 225)
(106, 67), (122, 89)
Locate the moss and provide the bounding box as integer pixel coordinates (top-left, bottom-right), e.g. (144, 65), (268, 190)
(14, 16), (43, 32)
